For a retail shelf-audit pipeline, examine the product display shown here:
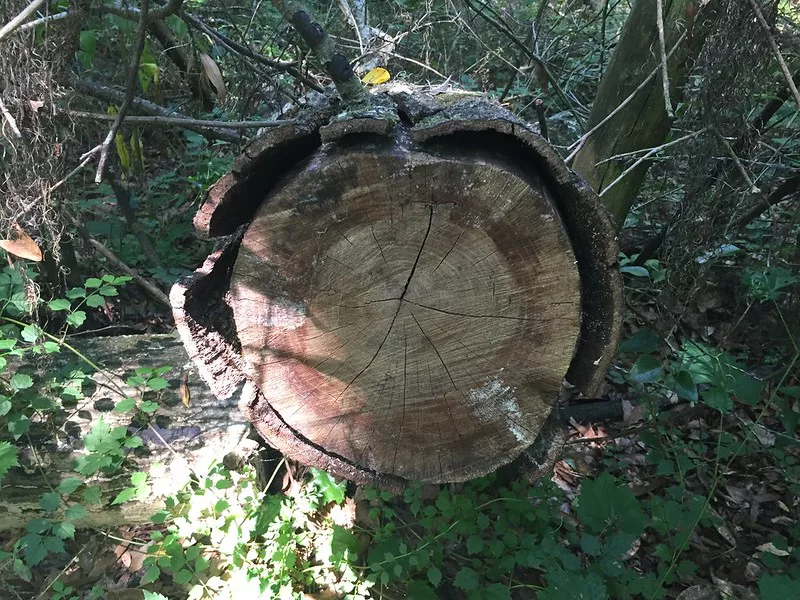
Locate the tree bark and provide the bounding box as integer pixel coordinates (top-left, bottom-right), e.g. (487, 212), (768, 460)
(572, 0), (706, 228)
(172, 88), (622, 489)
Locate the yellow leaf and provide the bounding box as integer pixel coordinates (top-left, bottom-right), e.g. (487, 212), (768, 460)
(180, 371), (190, 408)
(115, 132), (131, 174)
(0, 223), (42, 262)
(199, 53), (227, 102)
(361, 67), (390, 85)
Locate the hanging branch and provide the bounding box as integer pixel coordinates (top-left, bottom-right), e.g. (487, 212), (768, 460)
(270, 0), (366, 104)
(0, 0), (45, 43)
(747, 0), (800, 109)
(94, 0), (151, 184)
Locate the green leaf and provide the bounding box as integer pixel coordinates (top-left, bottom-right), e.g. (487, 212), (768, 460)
(427, 565), (442, 587)
(580, 533), (602, 556)
(85, 294), (106, 308)
(629, 355), (664, 384)
(453, 567), (479, 591)
(98, 285), (118, 297)
(577, 473), (646, 536)
(51, 521), (75, 540)
(620, 328), (660, 353)
(114, 397), (136, 413)
(0, 441), (19, 481)
(620, 265), (650, 277)
(143, 592), (169, 600)
(151, 510), (170, 524)
(65, 504), (87, 521)
(11, 373), (34, 390)
(140, 401), (159, 413)
(0, 398), (10, 416)
(702, 387), (733, 413)
(141, 565), (161, 585)
(40, 491), (61, 512)
(309, 468), (346, 504)
(84, 278), (102, 289)
(174, 568), (193, 584)
(124, 436), (143, 448)
(43, 341), (61, 353)
(66, 311), (86, 327)
(21, 325), (38, 342)
(466, 534), (484, 555)
(48, 299), (71, 311)
(82, 485), (102, 505)
(406, 581), (438, 599)
(147, 377), (169, 391)
(9, 415), (30, 439)
(484, 583), (513, 600)
(112, 487), (138, 505)
(671, 370), (697, 402)
(758, 574), (795, 597)
(65, 288), (86, 299)
(130, 471), (147, 486)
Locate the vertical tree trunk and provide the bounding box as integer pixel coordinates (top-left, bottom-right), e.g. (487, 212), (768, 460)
(573, 0), (706, 228)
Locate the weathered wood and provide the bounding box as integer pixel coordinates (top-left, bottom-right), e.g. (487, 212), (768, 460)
(173, 87), (622, 488)
(0, 335), (251, 530)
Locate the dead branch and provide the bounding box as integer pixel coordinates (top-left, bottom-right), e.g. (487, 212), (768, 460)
(747, 0), (800, 109)
(94, 0), (151, 184)
(0, 97), (22, 138)
(655, 0), (673, 118)
(63, 109), (289, 130)
(270, 0), (365, 102)
(0, 0), (45, 43)
(74, 80), (242, 142)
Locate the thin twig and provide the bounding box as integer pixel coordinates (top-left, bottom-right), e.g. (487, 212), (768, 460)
(566, 29), (689, 164)
(82, 234), (170, 308)
(63, 109), (289, 130)
(18, 11), (73, 33)
(0, 0), (45, 43)
(747, 0), (800, 109)
(655, 0), (673, 118)
(74, 79), (242, 142)
(0, 97), (22, 138)
(712, 129), (760, 194)
(95, 0), (151, 184)
(599, 129), (707, 197)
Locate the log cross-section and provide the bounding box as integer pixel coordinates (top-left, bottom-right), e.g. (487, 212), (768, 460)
(172, 88), (622, 487)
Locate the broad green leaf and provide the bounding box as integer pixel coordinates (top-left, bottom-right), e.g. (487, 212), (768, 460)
(629, 355), (664, 384)
(0, 441), (19, 481)
(65, 504), (87, 521)
(427, 565), (442, 587)
(51, 521), (75, 540)
(98, 285), (118, 297)
(466, 534), (484, 555)
(140, 401), (159, 413)
(620, 265), (649, 277)
(577, 473), (646, 536)
(21, 325), (38, 342)
(702, 387), (733, 413)
(147, 377), (169, 391)
(671, 370), (697, 402)
(405, 581), (438, 599)
(141, 565), (161, 585)
(84, 278), (102, 288)
(9, 373), (33, 390)
(48, 299), (71, 311)
(40, 491), (61, 512)
(453, 567), (479, 591)
(66, 311), (86, 327)
(114, 397), (136, 413)
(112, 487), (137, 505)
(309, 468), (346, 504)
(85, 294), (105, 308)
(620, 328), (660, 353)
(82, 485), (102, 505)
(758, 574), (795, 597)
(65, 287), (86, 299)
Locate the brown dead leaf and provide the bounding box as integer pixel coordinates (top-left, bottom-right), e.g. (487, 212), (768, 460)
(180, 370), (190, 407)
(0, 222), (42, 261)
(200, 53), (227, 102)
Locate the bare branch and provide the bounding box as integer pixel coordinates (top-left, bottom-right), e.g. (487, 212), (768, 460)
(63, 110), (289, 130)
(0, 0), (45, 43)
(270, 0), (366, 103)
(655, 0), (673, 118)
(0, 97), (22, 139)
(747, 0), (800, 109)
(95, 0), (151, 184)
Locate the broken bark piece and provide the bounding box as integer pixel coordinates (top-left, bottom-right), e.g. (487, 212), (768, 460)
(172, 90), (621, 487)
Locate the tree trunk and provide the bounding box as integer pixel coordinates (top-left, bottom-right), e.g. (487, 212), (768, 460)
(0, 335), (253, 530)
(572, 0), (705, 228)
(172, 88), (622, 488)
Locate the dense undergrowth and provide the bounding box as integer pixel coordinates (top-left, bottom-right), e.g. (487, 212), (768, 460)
(1, 0), (799, 598)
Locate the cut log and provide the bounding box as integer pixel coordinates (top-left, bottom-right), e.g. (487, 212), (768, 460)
(0, 334), (252, 530)
(173, 86), (622, 487)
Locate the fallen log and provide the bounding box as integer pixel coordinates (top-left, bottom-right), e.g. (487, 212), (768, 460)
(172, 86), (622, 488)
(0, 334), (252, 530)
